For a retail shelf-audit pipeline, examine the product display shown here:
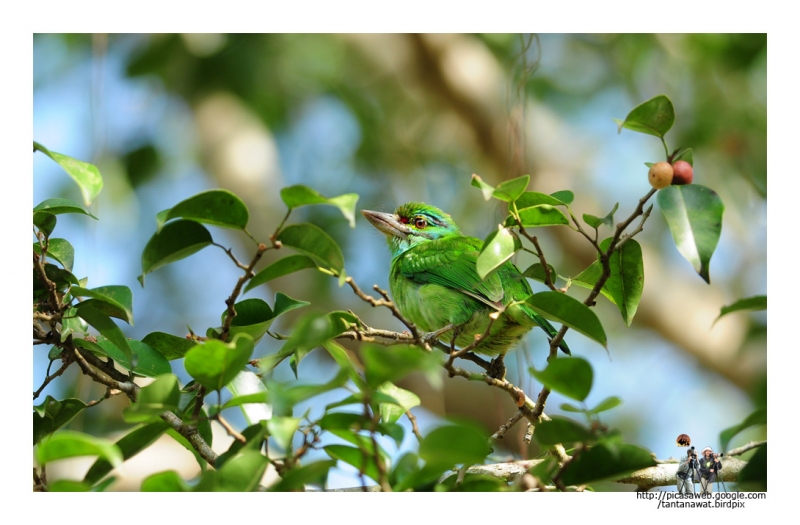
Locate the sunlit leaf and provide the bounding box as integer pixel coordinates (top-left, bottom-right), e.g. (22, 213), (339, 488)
(614, 95), (675, 138)
(33, 238), (74, 272)
(140, 220), (213, 282)
(34, 142), (103, 205)
(75, 303), (134, 365)
(277, 223), (344, 273)
(159, 189), (249, 230)
(71, 285), (134, 325)
(658, 185), (724, 283)
(715, 295), (766, 324)
(530, 356), (593, 402)
(419, 422), (490, 468)
(280, 185), (359, 228)
(33, 198), (98, 219)
(36, 431), (122, 468)
(244, 255), (317, 293)
(526, 292), (607, 348)
(184, 334), (254, 391)
(476, 226), (521, 280)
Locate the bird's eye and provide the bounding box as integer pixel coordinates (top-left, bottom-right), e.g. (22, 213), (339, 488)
(414, 217), (427, 229)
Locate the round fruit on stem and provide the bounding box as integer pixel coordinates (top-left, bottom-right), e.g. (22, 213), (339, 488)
(648, 162), (674, 189)
(671, 160), (694, 185)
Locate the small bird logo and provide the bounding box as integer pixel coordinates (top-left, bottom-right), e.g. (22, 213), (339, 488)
(362, 202), (570, 379)
(676, 433), (692, 447)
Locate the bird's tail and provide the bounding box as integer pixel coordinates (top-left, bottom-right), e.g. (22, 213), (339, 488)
(530, 311), (571, 355)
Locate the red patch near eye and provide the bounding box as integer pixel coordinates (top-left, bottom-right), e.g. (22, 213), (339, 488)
(399, 217), (409, 224)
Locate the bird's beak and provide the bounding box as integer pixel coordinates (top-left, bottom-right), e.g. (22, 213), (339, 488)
(361, 210), (410, 239)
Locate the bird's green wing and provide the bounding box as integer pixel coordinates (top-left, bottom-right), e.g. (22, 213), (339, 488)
(394, 236), (505, 309)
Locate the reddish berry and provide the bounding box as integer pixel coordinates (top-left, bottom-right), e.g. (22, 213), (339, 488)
(671, 160), (694, 185)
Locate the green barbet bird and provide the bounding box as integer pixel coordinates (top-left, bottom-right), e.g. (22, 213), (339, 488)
(362, 202), (569, 378)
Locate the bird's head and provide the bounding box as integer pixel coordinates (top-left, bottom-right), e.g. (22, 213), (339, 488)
(362, 202), (460, 257)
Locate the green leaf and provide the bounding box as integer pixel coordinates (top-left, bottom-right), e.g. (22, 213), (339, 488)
(141, 470), (190, 492)
(719, 407), (766, 453)
(141, 331), (195, 361)
(476, 226), (521, 280)
(223, 298), (274, 342)
(470, 174), (496, 201)
(515, 191), (567, 208)
(268, 369), (350, 417)
(530, 356), (593, 402)
(269, 460), (336, 491)
(33, 264), (79, 299)
(78, 338), (169, 378)
(184, 334), (254, 392)
(658, 184), (724, 283)
(572, 238), (644, 327)
(244, 255), (317, 293)
(493, 175), (530, 202)
(419, 422), (490, 468)
(561, 443), (657, 486)
(322, 340), (368, 390)
(377, 382), (421, 425)
(216, 422), (268, 469)
(525, 292), (607, 348)
(213, 450), (268, 492)
(325, 444), (384, 483)
(522, 263), (557, 284)
(716, 295), (767, 324)
(227, 371), (271, 426)
(33, 238), (74, 272)
(582, 203), (618, 230)
(33, 397), (87, 445)
(514, 205), (569, 228)
(36, 431), (122, 468)
(361, 344), (442, 389)
(84, 421), (170, 484)
(549, 190), (574, 205)
(277, 223), (344, 273)
(158, 189), (249, 230)
(272, 292), (310, 319)
(34, 142), (103, 205)
(471, 174), (530, 203)
(272, 312), (357, 376)
(60, 307), (87, 341)
(673, 147), (694, 166)
(737, 443), (766, 490)
(534, 417), (594, 446)
(615, 95), (675, 138)
(33, 198), (98, 219)
(47, 480), (91, 491)
(122, 374), (181, 423)
(589, 396), (622, 415)
(140, 219), (213, 280)
(267, 416), (301, 452)
(75, 303), (134, 365)
(559, 403), (585, 414)
(71, 285), (134, 325)
(33, 211), (57, 236)
(280, 185), (359, 228)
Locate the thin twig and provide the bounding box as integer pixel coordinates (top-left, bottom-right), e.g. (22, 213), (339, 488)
(33, 356), (72, 400)
(491, 410), (525, 441)
(219, 243), (269, 342)
(405, 409), (423, 443)
(215, 414), (247, 444)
